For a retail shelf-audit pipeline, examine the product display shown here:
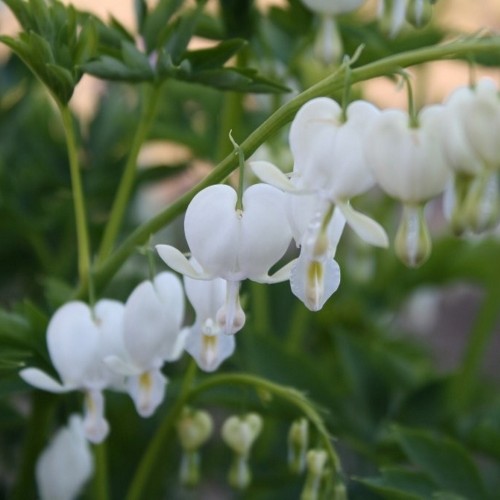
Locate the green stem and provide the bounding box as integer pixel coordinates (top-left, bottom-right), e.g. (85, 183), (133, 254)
(91, 443), (109, 500)
(449, 284), (500, 412)
(126, 361), (198, 500)
(73, 36), (500, 299)
(97, 83), (163, 263)
(59, 104), (92, 289)
(190, 373), (341, 474)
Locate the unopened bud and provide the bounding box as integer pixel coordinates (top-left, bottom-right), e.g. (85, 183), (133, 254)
(177, 407), (213, 452)
(300, 449), (328, 500)
(222, 413), (263, 457)
(395, 204), (432, 268)
(406, 0), (433, 28)
(288, 418), (309, 474)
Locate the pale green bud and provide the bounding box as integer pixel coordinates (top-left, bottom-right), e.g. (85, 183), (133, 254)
(406, 0), (432, 28)
(395, 204), (432, 268)
(300, 449), (328, 500)
(222, 413), (263, 457)
(177, 407), (214, 452)
(288, 418), (309, 474)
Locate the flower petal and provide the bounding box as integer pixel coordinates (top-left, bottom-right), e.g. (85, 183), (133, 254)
(337, 201), (389, 248)
(47, 302), (100, 388)
(126, 368), (167, 418)
(254, 259), (296, 284)
(19, 368), (70, 393)
(250, 161), (297, 192)
(156, 245), (211, 279)
(83, 389), (109, 444)
(290, 251), (341, 311)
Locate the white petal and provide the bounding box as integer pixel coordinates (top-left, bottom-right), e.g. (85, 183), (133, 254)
(290, 251), (341, 311)
(83, 389), (109, 444)
(239, 184), (292, 280)
(103, 355), (141, 376)
(255, 259), (296, 284)
(162, 327), (189, 362)
(250, 161), (297, 192)
(126, 368), (167, 418)
(153, 272), (185, 334)
(36, 415), (93, 500)
(185, 322), (236, 372)
(184, 265), (227, 321)
(47, 302), (100, 388)
(216, 280), (246, 335)
(20, 368), (70, 393)
(337, 201), (389, 247)
(184, 185), (241, 279)
(156, 245), (211, 279)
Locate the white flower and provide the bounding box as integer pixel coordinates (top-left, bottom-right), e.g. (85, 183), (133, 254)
(183, 261), (236, 372)
(20, 300), (124, 443)
(157, 183), (293, 333)
(368, 106), (449, 204)
(104, 272), (186, 418)
(252, 97), (387, 310)
(301, 0), (366, 15)
(36, 415), (93, 500)
(367, 106), (449, 266)
(377, 0), (407, 37)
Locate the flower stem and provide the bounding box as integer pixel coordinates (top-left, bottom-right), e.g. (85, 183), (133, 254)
(125, 360), (198, 500)
(190, 373), (342, 475)
(91, 443), (109, 500)
(97, 83), (162, 263)
(58, 104), (92, 290)
(73, 36), (500, 299)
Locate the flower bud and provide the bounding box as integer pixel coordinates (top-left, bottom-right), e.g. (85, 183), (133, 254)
(300, 449), (328, 500)
(406, 0), (432, 28)
(288, 418), (309, 474)
(176, 408), (213, 488)
(221, 413), (263, 457)
(177, 407), (213, 452)
(394, 204), (432, 268)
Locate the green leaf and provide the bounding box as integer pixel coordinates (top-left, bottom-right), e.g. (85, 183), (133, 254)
(82, 56), (154, 82)
(121, 41), (154, 76)
(28, 0), (51, 37)
(185, 38), (247, 71)
(2, 0), (33, 30)
(395, 426), (488, 500)
(134, 0), (148, 31)
(74, 16), (98, 66)
(142, 0), (183, 53)
(45, 63), (75, 103)
(165, 2), (206, 65)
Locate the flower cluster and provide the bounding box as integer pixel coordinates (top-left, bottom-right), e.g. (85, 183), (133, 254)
(160, 78), (500, 318)
(20, 271), (228, 443)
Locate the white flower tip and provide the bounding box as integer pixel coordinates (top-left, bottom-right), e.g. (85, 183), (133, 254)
(337, 201), (389, 248)
(156, 245), (210, 279)
(127, 370), (167, 418)
(250, 161), (296, 192)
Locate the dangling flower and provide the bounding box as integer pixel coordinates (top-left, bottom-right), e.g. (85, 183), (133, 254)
(183, 259), (236, 372)
(36, 415), (93, 500)
(252, 97), (388, 310)
(445, 78), (500, 233)
(104, 272), (186, 418)
(156, 183), (293, 334)
(20, 300), (124, 443)
(367, 105), (450, 266)
(377, 0), (408, 37)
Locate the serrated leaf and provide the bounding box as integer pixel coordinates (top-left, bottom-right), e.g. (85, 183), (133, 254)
(184, 38), (247, 71)
(142, 0), (183, 53)
(46, 64), (75, 103)
(395, 427), (488, 500)
(165, 2), (206, 65)
(82, 56), (154, 82)
(121, 41), (154, 76)
(2, 0), (33, 30)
